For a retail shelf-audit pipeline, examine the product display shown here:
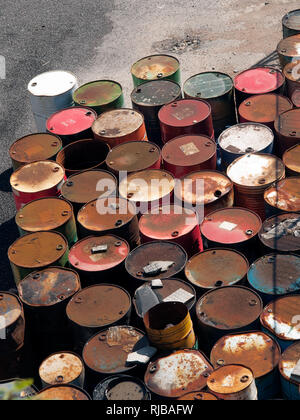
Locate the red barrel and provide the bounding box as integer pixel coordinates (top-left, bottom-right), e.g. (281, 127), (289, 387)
(274, 108), (300, 155)
(139, 205), (203, 257)
(158, 99), (214, 144)
(162, 135), (217, 178)
(46, 107), (97, 145)
(10, 160), (65, 211)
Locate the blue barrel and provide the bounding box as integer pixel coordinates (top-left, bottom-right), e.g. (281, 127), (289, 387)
(279, 342), (300, 400)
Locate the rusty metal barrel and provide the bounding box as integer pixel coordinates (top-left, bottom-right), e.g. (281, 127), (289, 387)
(196, 286), (263, 354)
(264, 177), (300, 217)
(15, 197), (77, 247)
(226, 153), (285, 221)
(73, 80), (124, 115)
(210, 331), (281, 400)
(38, 384), (91, 400)
(77, 197), (140, 249)
(105, 141), (161, 175)
(274, 108), (300, 156)
(279, 342), (300, 400)
(9, 133), (62, 171)
(92, 109), (147, 148)
(247, 254), (300, 304)
(46, 106), (97, 146)
(291, 88), (300, 106)
(277, 35), (300, 67)
(260, 295), (300, 351)
(283, 10), (300, 38)
(131, 54), (180, 87)
(131, 79), (182, 144)
(68, 235), (129, 287)
(56, 138), (110, 177)
(158, 99), (214, 144)
(185, 248), (249, 297)
(10, 160), (65, 211)
(177, 391), (218, 400)
(162, 134), (217, 178)
(39, 352), (85, 389)
(93, 375), (151, 400)
(283, 144), (300, 176)
(8, 231), (69, 285)
(283, 61), (300, 97)
(207, 365), (258, 400)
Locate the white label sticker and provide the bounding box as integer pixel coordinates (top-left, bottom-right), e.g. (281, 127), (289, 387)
(127, 346), (157, 364)
(219, 221), (238, 231)
(180, 142), (200, 156)
(151, 279), (163, 288)
(163, 288), (194, 304)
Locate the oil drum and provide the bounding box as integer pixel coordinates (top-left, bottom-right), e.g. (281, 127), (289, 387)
(282, 10), (300, 38)
(277, 34), (300, 67)
(131, 54), (180, 87)
(93, 375), (151, 400)
(283, 61), (300, 97)
(274, 108), (300, 155)
(279, 342), (300, 400)
(283, 144), (300, 176)
(264, 177), (300, 217)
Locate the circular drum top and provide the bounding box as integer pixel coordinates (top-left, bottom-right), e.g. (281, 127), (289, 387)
(73, 80), (122, 107)
(227, 154), (285, 188)
(218, 123), (274, 154)
(158, 99), (211, 127)
(92, 109), (144, 138)
(234, 67), (285, 94)
(106, 141), (161, 173)
(210, 332), (281, 379)
(207, 365), (254, 395)
(39, 352), (83, 385)
(131, 80), (181, 106)
(283, 61), (300, 82)
(264, 178), (300, 212)
(38, 385), (89, 401)
(177, 392), (218, 401)
(248, 254), (300, 296)
(279, 342), (300, 384)
(8, 231), (68, 269)
(283, 9), (300, 30)
(131, 55), (179, 81)
(292, 89), (300, 107)
(28, 71), (77, 96)
(185, 248), (249, 290)
(277, 34), (300, 57)
(274, 108), (300, 137)
(184, 72), (233, 98)
(283, 144), (300, 174)
(10, 161), (65, 194)
(200, 207), (262, 244)
(238, 94), (293, 123)
(68, 235), (129, 272)
(0, 293), (22, 327)
(9, 133), (62, 165)
(15, 197), (73, 232)
(196, 286), (263, 330)
(162, 135), (216, 167)
(66, 284), (131, 328)
(18, 267), (80, 307)
(46, 107), (97, 136)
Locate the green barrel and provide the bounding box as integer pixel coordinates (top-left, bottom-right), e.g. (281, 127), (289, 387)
(73, 80), (124, 115)
(131, 54), (181, 87)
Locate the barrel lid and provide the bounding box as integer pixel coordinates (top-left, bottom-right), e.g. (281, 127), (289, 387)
(283, 60), (300, 82)
(131, 55), (179, 81)
(139, 205), (198, 240)
(248, 254), (300, 296)
(83, 326), (145, 374)
(92, 109), (144, 138)
(93, 375), (149, 401)
(184, 72), (233, 99)
(259, 213), (300, 252)
(39, 352), (84, 385)
(9, 133), (62, 165)
(185, 248), (249, 290)
(283, 144), (300, 174)
(38, 385), (90, 400)
(218, 123), (274, 155)
(16, 197), (73, 232)
(18, 267), (80, 307)
(196, 286), (263, 330)
(274, 108), (300, 137)
(283, 9), (300, 30)
(279, 342), (300, 384)
(144, 350), (213, 398)
(159, 99), (211, 127)
(131, 80), (181, 106)
(68, 235), (129, 272)
(66, 284), (131, 328)
(200, 207), (262, 244)
(238, 94), (293, 124)
(73, 80), (122, 107)
(162, 135), (216, 167)
(292, 89), (300, 107)
(77, 197), (136, 232)
(46, 107), (97, 136)
(227, 153), (285, 188)
(177, 391), (218, 400)
(207, 365), (254, 395)
(119, 169), (175, 203)
(8, 231), (68, 269)
(210, 331), (281, 379)
(175, 170), (233, 205)
(234, 67), (285, 94)
(106, 141), (161, 173)
(0, 292), (22, 327)
(264, 177), (300, 212)
(28, 71), (77, 96)
(261, 295), (300, 341)
(277, 35), (300, 57)
(10, 161), (65, 194)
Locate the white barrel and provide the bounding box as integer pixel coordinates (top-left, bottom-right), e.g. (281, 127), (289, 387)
(28, 70), (78, 132)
